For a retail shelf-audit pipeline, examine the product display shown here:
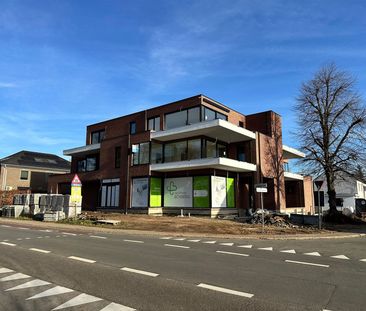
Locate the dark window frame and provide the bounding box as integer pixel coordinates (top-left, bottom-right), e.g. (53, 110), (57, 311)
(147, 116), (161, 132)
(91, 130), (105, 144)
(164, 105), (201, 130)
(130, 121), (137, 135)
(77, 155), (99, 172)
(115, 146), (121, 168)
(20, 170), (29, 180)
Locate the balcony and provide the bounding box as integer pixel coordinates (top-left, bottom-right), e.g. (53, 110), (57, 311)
(63, 143), (100, 156)
(150, 157), (256, 173)
(284, 171), (304, 181)
(151, 119), (256, 143)
(283, 145), (305, 159)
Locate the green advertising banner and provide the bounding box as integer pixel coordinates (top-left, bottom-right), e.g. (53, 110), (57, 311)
(150, 177), (162, 207)
(193, 176), (210, 208)
(226, 177), (235, 208)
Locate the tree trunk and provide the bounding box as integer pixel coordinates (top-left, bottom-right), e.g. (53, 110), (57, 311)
(326, 172), (338, 216)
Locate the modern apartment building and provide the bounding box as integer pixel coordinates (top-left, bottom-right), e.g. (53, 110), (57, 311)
(48, 95), (313, 216)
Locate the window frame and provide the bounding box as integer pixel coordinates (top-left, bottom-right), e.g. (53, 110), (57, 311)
(130, 121), (137, 135)
(91, 130), (105, 144)
(20, 170), (29, 180)
(147, 116), (161, 132)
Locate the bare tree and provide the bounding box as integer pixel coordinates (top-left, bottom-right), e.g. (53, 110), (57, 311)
(295, 63), (366, 217)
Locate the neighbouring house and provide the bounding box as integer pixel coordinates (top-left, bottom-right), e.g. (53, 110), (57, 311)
(314, 172), (366, 215)
(0, 151), (70, 193)
(48, 94), (313, 216)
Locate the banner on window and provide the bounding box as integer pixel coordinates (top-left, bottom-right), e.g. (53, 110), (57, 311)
(164, 177), (192, 207)
(132, 178), (148, 207)
(211, 176), (227, 208)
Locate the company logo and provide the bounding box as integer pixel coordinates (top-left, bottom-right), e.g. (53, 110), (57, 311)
(167, 181), (178, 195)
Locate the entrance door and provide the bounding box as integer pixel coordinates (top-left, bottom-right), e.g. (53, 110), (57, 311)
(100, 181), (120, 208)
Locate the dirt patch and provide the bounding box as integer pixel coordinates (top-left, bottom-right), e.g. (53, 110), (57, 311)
(66, 212), (325, 236)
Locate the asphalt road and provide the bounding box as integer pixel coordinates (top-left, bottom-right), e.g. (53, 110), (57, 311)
(0, 222), (365, 311)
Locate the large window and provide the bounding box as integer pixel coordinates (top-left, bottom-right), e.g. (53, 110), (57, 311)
(187, 107), (200, 125)
(101, 181), (120, 208)
(132, 142), (150, 165)
(202, 106), (227, 122)
(164, 141), (187, 162)
(205, 140), (217, 158)
(165, 107), (201, 130)
(151, 143), (163, 164)
(148, 116), (160, 132)
(77, 155), (99, 172)
(188, 139), (201, 160)
(91, 130), (105, 144)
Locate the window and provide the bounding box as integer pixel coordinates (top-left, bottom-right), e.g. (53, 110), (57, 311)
(130, 121), (136, 134)
(132, 142), (150, 165)
(336, 198), (344, 207)
(151, 143), (163, 164)
(139, 142), (150, 164)
(202, 106), (228, 121)
(148, 116), (160, 132)
(100, 182), (120, 208)
(165, 107), (201, 130)
(77, 155), (99, 172)
(91, 130), (105, 144)
(205, 140), (216, 158)
(239, 121), (244, 128)
(20, 170), (29, 180)
(188, 139), (201, 160)
(115, 146), (121, 168)
(237, 145), (246, 162)
(164, 141), (187, 162)
(217, 144), (226, 157)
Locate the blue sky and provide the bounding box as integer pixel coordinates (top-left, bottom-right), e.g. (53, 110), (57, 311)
(1, 0), (366, 159)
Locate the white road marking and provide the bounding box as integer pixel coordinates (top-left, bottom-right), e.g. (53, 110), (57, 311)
(0, 268), (14, 274)
(0, 242), (16, 246)
(39, 229), (53, 232)
(202, 241), (216, 244)
(25, 237), (31, 240)
(304, 252), (321, 256)
(45, 236), (50, 238)
(173, 238), (186, 241)
(37, 237), (43, 239)
(62, 232), (77, 236)
(1, 273), (31, 282)
(258, 247), (273, 251)
(197, 283), (254, 298)
(237, 245), (252, 248)
(219, 242), (234, 246)
(121, 267), (159, 277)
(17, 238), (23, 240)
(52, 293), (102, 310)
(99, 302), (136, 311)
(6, 279), (50, 291)
(18, 227), (29, 230)
(29, 248), (51, 254)
(187, 239), (201, 242)
(330, 255), (349, 260)
(123, 239), (144, 244)
(27, 286), (74, 300)
(90, 235), (107, 239)
(160, 237), (172, 239)
(360, 259), (366, 262)
(164, 244), (190, 249)
(280, 249), (296, 254)
(2, 239), (9, 241)
(56, 235), (61, 237)
(285, 260), (329, 268)
(68, 256), (96, 263)
(216, 251), (249, 257)
(1, 225), (11, 228)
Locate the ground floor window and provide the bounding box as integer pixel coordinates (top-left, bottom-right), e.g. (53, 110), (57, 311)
(100, 181), (120, 208)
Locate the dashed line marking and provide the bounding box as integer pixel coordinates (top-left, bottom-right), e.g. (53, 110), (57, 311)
(187, 239), (201, 242)
(160, 237), (172, 240)
(2, 239), (9, 241)
(90, 235), (107, 239)
(164, 244), (190, 249)
(216, 251), (249, 257)
(330, 255), (349, 260)
(202, 241), (216, 244)
(17, 238), (23, 240)
(360, 259), (366, 262)
(100, 302), (136, 311)
(123, 239), (144, 244)
(197, 283), (254, 298)
(17, 227), (29, 230)
(0, 242), (16, 246)
(280, 249), (296, 254)
(173, 238), (186, 241)
(0, 268), (14, 274)
(258, 247), (273, 251)
(304, 252), (321, 257)
(237, 245), (252, 248)
(121, 267), (159, 277)
(29, 248), (51, 254)
(62, 232), (77, 236)
(37, 237), (43, 239)
(68, 256), (96, 263)
(285, 260), (329, 268)
(219, 242), (234, 246)
(25, 238), (31, 240)
(1, 225), (11, 228)
(39, 229), (53, 232)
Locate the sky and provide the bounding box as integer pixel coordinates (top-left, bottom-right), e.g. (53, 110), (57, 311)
(1, 0), (366, 160)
